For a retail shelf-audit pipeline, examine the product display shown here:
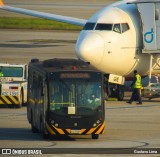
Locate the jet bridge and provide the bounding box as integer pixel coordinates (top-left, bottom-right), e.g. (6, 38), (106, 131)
(129, 0), (160, 84)
(128, 0), (160, 53)
(136, 0), (160, 53)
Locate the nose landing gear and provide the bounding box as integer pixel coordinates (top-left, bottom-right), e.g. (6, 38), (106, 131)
(104, 74), (124, 101)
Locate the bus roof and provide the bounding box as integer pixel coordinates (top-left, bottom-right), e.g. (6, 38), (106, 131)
(29, 58), (99, 73)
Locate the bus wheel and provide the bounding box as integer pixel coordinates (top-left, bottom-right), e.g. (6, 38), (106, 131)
(31, 124), (38, 133)
(43, 132), (49, 139)
(31, 113), (38, 133)
(92, 134), (99, 139)
(40, 120), (49, 139)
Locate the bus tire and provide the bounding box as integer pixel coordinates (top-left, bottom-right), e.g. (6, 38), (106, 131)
(43, 132), (49, 139)
(31, 124), (38, 133)
(31, 112), (38, 133)
(92, 134), (99, 139)
(40, 119), (49, 139)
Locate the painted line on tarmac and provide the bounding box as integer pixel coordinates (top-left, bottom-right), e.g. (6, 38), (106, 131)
(108, 138), (150, 148)
(106, 104), (160, 110)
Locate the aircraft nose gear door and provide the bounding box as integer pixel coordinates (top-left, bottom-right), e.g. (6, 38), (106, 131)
(137, 1), (160, 53)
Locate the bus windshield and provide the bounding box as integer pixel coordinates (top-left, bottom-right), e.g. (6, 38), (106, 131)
(0, 67), (23, 77)
(49, 72), (102, 116)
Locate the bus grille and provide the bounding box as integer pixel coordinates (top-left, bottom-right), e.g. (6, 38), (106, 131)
(46, 122), (105, 135)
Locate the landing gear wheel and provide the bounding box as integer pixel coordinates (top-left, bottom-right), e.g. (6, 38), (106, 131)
(117, 90), (124, 101)
(116, 85), (124, 101)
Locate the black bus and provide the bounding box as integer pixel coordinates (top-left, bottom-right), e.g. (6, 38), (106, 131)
(27, 58), (105, 139)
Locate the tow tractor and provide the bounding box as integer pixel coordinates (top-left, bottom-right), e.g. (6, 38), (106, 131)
(0, 63), (28, 108)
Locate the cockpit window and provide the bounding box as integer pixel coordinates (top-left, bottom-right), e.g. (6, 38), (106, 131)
(83, 22), (130, 33)
(83, 23), (96, 30)
(113, 24), (121, 33)
(95, 24), (113, 31)
(121, 23), (130, 33)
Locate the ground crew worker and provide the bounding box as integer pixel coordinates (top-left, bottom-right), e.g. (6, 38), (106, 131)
(127, 70), (142, 104)
(0, 69), (3, 77)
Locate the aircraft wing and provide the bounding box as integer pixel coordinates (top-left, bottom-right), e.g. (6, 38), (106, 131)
(0, 0), (87, 26)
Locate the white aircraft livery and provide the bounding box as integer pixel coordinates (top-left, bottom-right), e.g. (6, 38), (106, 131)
(1, 0), (160, 85)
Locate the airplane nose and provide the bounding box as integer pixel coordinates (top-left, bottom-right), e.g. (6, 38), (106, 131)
(76, 32), (104, 65)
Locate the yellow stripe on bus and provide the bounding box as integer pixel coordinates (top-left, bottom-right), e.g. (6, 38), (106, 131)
(80, 129), (86, 134)
(29, 98), (35, 104)
(1, 96), (12, 104)
(52, 125), (65, 134)
(66, 129), (71, 134)
(95, 122), (105, 134)
(46, 122), (56, 135)
(86, 124), (101, 135)
(0, 100), (4, 104)
(10, 96), (19, 104)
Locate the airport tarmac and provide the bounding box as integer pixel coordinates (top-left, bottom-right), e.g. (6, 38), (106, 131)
(0, 98), (160, 157)
(0, 0), (160, 156)
(0, 29), (78, 63)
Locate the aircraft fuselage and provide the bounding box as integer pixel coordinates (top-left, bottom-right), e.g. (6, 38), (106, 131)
(76, 1), (160, 77)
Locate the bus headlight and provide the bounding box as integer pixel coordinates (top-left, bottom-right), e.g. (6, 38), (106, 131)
(74, 123), (78, 127)
(97, 120), (100, 124)
(51, 120), (54, 124)
(93, 123), (97, 127)
(55, 123), (59, 127)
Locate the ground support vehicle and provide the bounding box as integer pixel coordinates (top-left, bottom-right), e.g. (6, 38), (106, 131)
(142, 83), (160, 100)
(0, 63), (28, 108)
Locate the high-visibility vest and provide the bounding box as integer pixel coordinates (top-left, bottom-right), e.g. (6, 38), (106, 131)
(134, 74), (141, 88)
(0, 72), (3, 77)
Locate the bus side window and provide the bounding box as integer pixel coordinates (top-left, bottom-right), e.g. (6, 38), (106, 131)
(38, 76), (44, 96)
(33, 73), (38, 98)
